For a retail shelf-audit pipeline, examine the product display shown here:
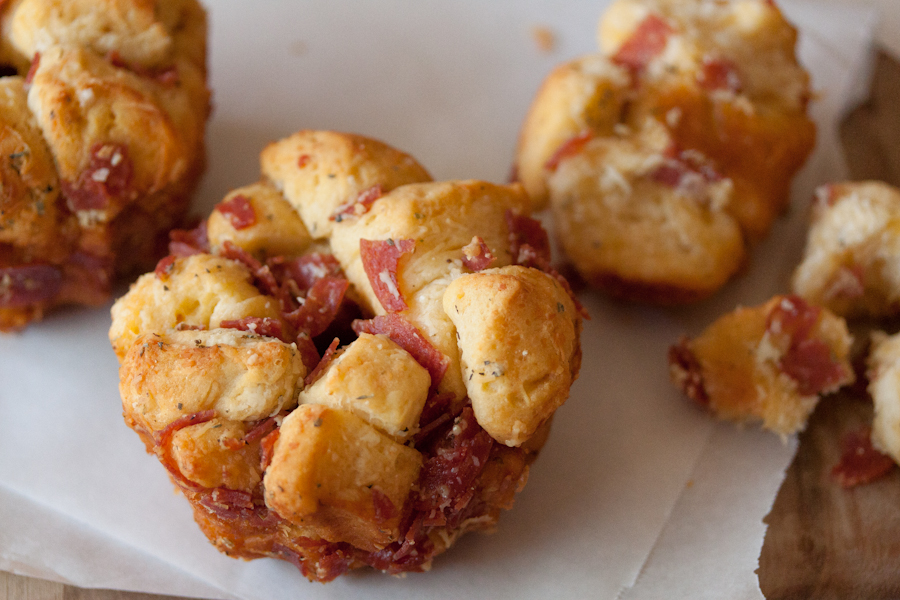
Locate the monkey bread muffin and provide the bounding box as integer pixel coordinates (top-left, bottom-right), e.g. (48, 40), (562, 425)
(0, 0), (210, 329)
(515, 0), (814, 303)
(110, 130), (583, 581)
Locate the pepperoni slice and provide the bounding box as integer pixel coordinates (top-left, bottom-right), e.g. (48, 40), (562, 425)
(285, 276), (349, 338)
(698, 57), (743, 92)
(272, 253), (344, 293)
(359, 238), (415, 313)
(304, 337), (340, 387)
(544, 130), (593, 172)
(0, 264), (62, 308)
(24, 52), (39, 86)
(220, 317), (287, 342)
(612, 14), (673, 74)
(169, 222), (209, 256)
(832, 428), (896, 488)
(506, 210), (551, 265)
(331, 185), (383, 222)
(216, 194), (256, 230)
(154, 255), (177, 280)
(61, 143), (134, 212)
(220, 241), (279, 297)
(767, 295), (849, 396)
(461, 236), (496, 272)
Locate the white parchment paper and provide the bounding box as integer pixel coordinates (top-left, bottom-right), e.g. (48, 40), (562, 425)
(0, 2), (879, 599)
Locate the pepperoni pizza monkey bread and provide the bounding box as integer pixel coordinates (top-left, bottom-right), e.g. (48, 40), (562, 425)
(669, 295), (853, 436)
(110, 130), (583, 582)
(0, 0), (210, 330)
(515, 0), (814, 303)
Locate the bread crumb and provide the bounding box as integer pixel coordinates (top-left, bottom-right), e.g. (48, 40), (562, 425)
(531, 25), (556, 53)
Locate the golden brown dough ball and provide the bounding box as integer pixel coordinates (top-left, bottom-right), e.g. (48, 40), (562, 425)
(444, 265), (581, 446)
(109, 253), (283, 360)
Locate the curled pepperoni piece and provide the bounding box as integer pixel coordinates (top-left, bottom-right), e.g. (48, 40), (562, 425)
(668, 337), (710, 408)
(461, 236), (496, 272)
(304, 337), (340, 387)
(544, 130), (593, 172)
(154, 255), (177, 280)
(767, 295), (849, 396)
(698, 57), (743, 93)
(415, 407), (493, 522)
(371, 488), (396, 525)
(781, 337), (849, 396)
(220, 241), (279, 297)
(24, 52), (40, 86)
(832, 428), (896, 488)
(271, 253), (344, 293)
(506, 210), (551, 265)
(0, 264), (62, 308)
(169, 222), (209, 256)
(107, 51), (180, 87)
(331, 185), (383, 222)
(360, 238), (415, 313)
(220, 317), (287, 342)
(285, 276), (349, 338)
(612, 14), (673, 75)
(152, 409), (217, 493)
(352, 314), (449, 390)
(259, 429), (280, 471)
(216, 194), (257, 230)
(61, 143), (134, 212)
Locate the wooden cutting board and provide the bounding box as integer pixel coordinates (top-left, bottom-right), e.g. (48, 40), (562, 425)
(3, 48), (900, 600)
(758, 51), (900, 599)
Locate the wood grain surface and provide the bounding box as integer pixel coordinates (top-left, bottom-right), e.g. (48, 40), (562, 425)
(758, 50), (900, 600)
(2, 48), (899, 600)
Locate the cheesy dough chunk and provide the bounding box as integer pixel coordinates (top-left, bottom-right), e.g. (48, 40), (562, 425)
(444, 266), (581, 446)
(109, 253), (283, 359)
(119, 328), (303, 490)
(669, 295), (853, 435)
(120, 328), (303, 432)
(299, 333), (430, 442)
(264, 404), (422, 551)
(260, 130), (432, 239)
(207, 181), (312, 258)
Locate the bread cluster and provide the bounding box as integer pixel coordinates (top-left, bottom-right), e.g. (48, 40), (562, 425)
(789, 181), (900, 478)
(516, 0), (814, 303)
(0, 0), (210, 330)
(110, 130), (582, 581)
(669, 181), (900, 485)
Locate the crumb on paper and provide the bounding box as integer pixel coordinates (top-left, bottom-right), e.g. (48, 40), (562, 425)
(290, 40), (308, 56)
(531, 25), (556, 53)
(685, 479), (694, 488)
